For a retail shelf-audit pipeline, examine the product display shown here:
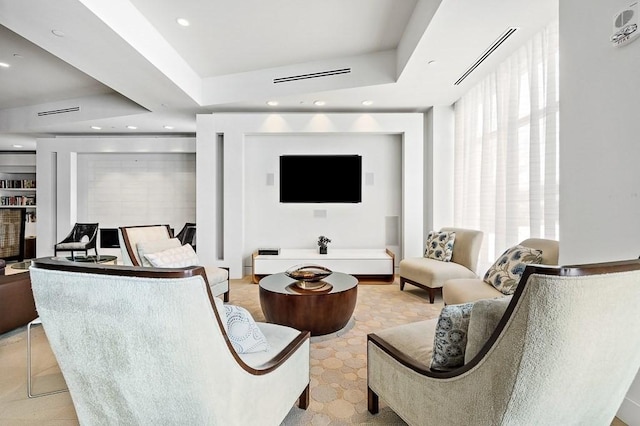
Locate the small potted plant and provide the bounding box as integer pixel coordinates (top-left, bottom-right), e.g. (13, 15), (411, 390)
(317, 235), (331, 254)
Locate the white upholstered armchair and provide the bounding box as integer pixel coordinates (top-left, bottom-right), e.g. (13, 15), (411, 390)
(119, 224), (229, 301)
(399, 227), (484, 303)
(367, 258), (640, 425)
(29, 258), (310, 425)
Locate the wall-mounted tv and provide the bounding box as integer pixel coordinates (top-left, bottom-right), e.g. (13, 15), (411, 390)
(280, 155), (362, 203)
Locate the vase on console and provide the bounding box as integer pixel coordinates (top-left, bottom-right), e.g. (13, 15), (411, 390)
(318, 235), (331, 255)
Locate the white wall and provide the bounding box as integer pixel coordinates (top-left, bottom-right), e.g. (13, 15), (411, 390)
(196, 113), (424, 278)
(243, 134), (402, 267)
(560, 1), (640, 423)
(75, 153), (195, 257)
(426, 106), (455, 231)
(36, 137), (195, 259)
(77, 153), (195, 228)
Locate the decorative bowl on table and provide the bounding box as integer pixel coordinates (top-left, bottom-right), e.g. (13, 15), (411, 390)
(285, 264), (333, 289)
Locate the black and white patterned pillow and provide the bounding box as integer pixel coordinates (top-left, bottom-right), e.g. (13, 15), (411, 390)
(224, 304), (269, 354)
(430, 302), (474, 371)
(424, 231), (456, 262)
(483, 245), (543, 295)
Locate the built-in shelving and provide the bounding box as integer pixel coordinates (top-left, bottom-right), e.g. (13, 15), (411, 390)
(0, 153), (37, 258)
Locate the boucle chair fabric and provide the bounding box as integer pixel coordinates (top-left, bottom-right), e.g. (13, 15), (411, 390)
(119, 224), (229, 301)
(368, 259), (640, 425)
(29, 259), (310, 426)
(399, 227), (483, 303)
(443, 238), (559, 305)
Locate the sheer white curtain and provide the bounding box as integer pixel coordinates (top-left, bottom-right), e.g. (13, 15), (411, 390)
(454, 21), (559, 273)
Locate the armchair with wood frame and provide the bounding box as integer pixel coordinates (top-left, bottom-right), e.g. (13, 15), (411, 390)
(29, 258), (310, 425)
(118, 224), (229, 301)
(367, 259), (640, 425)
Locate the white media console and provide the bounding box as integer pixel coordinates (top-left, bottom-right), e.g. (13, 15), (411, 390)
(252, 248), (395, 283)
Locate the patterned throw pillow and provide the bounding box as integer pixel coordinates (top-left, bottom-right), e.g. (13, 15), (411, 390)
(430, 302), (474, 371)
(483, 245), (543, 295)
(137, 238), (182, 266)
(424, 231), (456, 262)
(144, 243), (199, 268)
(224, 305), (269, 354)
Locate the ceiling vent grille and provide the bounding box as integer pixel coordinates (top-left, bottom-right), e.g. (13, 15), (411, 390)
(273, 68), (351, 84)
(37, 106), (80, 117)
(454, 27), (518, 86)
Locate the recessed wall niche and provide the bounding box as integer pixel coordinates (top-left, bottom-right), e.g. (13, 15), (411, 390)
(243, 133), (401, 262)
(76, 153), (196, 232)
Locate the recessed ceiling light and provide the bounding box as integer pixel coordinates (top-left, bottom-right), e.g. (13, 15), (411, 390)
(13, 53), (23, 59)
(163, 125), (174, 130)
(313, 100), (326, 106)
(0, 62), (9, 68)
(176, 18), (190, 27)
(126, 125), (137, 130)
(266, 101), (279, 106)
(12, 144), (23, 148)
(51, 29), (65, 37)
(427, 60), (437, 65)
(90, 126), (102, 130)
(361, 100), (373, 106)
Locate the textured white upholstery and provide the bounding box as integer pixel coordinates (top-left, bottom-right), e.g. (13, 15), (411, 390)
(29, 260), (310, 426)
(368, 259), (640, 425)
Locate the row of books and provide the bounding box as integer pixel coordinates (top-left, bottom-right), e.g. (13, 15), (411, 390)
(0, 179), (36, 189)
(0, 195), (36, 206)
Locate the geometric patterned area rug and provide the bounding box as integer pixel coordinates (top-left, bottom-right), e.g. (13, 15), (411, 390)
(228, 277), (444, 425)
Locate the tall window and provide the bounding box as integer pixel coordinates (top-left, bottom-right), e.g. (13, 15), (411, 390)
(454, 21), (559, 272)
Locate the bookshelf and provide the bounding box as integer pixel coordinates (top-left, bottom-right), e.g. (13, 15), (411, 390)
(0, 153), (37, 258)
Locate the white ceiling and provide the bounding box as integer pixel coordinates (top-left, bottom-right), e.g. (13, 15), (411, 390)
(0, 0), (558, 151)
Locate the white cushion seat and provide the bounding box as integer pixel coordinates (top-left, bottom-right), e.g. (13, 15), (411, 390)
(443, 278), (504, 306)
(239, 322), (302, 367)
(55, 242), (89, 249)
(205, 265), (229, 284)
(400, 258), (477, 290)
(373, 318), (437, 364)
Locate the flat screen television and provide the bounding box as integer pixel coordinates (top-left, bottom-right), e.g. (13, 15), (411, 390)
(280, 155), (362, 203)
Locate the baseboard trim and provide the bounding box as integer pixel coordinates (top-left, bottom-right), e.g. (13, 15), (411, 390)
(617, 395), (640, 425)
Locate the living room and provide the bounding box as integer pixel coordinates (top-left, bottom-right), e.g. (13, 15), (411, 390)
(1, 0), (639, 424)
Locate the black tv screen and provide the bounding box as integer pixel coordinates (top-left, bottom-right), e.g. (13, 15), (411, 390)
(280, 155), (362, 203)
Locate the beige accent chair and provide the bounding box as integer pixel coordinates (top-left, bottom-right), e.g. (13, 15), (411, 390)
(443, 238), (559, 305)
(119, 224), (230, 301)
(399, 227), (483, 303)
(367, 258), (640, 425)
(29, 258), (310, 425)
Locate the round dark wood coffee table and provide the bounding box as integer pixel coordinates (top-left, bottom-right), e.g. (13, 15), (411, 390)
(259, 271), (358, 336)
